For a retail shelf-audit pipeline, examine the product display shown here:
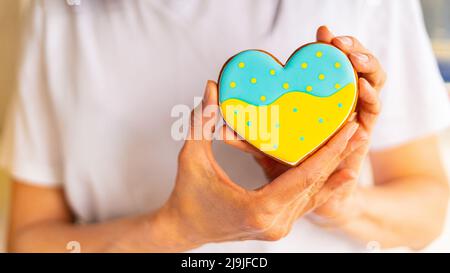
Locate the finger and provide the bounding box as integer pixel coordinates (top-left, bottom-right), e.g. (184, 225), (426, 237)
(316, 25), (334, 43)
(349, 52), (386, 89)
(332, 36), (370, 54)
(348, 52), (379, 74)
(261, 121), (359, 201)
(358, 78), (379, 108)
(349, 52), (385, 89)
(296, 121), (359, 177)
(188, 80), (219, 142)
(310, 168), (357, 210)
(332, 36), (386, 90)
(357, 77), (381, 131)
(218, 124), (266, 157)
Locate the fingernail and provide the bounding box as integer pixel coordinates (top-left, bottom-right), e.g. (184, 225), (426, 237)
(336, 36), (353, 46)
(351, 52), (369, 63)
(320, 25), (330, 33)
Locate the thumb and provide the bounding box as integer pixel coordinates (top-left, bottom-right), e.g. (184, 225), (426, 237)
(188, 80), (220, 142)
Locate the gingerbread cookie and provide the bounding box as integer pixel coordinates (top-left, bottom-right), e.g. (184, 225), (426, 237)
(218, 43), (358, 165)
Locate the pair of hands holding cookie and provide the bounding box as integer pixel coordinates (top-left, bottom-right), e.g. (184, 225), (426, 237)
(163, 26), (386, 248)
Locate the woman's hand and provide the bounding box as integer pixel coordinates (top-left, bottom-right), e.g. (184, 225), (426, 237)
(160, 80), (361, 248)
(311, 26), (386, 224)
(224, 26), (386, 226)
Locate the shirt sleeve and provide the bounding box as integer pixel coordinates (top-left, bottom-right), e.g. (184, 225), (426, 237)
(360, 0), (450, 150)
(0, 2), (63, 187)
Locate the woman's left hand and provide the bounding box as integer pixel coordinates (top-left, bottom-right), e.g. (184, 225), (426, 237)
(311, 26), (386, 224)
(223, 26), (386, 224)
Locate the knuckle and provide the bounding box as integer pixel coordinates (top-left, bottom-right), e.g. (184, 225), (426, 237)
(246, 215), (271, 232)
(243, 206), (274, 232)
(304, 172), (317, 187)
(297, 177), (317, 191)
(364, 53), (377, 68)
(323, 143), (343, 158)
(259, 195), (279, 214)
(251, 191), (279, 213)
(347, 36), (358, 47)
(363, 52), (374, 60)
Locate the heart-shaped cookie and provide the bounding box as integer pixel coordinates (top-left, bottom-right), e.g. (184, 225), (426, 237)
(218, 43), (358, 166)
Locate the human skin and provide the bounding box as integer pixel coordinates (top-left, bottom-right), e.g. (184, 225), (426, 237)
(7, 79), (363, 252)
(226, 26), (450, 250)
(7, 27), (448, 252)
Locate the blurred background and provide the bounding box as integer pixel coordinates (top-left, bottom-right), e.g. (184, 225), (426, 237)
(0, 0), (449, 252)
(0, 0), (21, 252)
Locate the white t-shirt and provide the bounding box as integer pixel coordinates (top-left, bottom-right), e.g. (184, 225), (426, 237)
(1, 0), (449, 252)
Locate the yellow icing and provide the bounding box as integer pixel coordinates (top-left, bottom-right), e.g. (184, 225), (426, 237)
(220, 83), (357, 165)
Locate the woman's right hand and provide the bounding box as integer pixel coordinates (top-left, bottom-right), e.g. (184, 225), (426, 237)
(161, 81), (361, 249)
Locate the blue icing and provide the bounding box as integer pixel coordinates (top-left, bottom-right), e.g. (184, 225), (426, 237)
(219, 43), (356, 105)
